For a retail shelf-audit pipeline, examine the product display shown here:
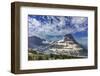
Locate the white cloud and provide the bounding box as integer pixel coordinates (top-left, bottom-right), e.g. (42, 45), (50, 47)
(71, 17), (88, 32)
(28, 16), (88, 40)
(71, 17), (86, 24)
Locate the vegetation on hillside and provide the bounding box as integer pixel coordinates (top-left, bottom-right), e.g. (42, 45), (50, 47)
(28, 49), (81, 60)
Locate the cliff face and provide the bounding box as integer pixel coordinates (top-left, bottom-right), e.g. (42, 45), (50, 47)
(64, 34), (75, 41)
(43, 34), (87, 57)
(28, 34), (87, 57)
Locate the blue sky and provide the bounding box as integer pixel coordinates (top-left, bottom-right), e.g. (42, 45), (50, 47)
(28, 15), (88, 48)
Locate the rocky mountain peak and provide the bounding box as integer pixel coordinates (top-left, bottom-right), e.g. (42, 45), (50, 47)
(64, 34), (75, 41)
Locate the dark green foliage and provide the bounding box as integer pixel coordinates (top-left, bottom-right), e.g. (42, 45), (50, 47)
(28, 50), (82, 60)
(28, 54), (33, 60)
(29, 50), (37, 54)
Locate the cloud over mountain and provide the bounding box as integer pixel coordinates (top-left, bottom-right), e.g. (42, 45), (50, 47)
(28, 15), (88, 41)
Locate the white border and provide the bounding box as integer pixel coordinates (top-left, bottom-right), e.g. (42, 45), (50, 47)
(20, 6), (95, 70)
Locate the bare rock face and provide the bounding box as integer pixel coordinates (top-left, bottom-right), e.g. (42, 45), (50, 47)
(64, 34), (74, 41)
(64, 34), (77, 43)
(45, 34), (80, 56)
(28, 34), (87, 57)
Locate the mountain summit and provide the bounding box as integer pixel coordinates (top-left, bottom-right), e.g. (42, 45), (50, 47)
(64, 34), (76, 42)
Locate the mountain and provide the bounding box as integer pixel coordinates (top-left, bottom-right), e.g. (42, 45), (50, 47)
(28, 34), (87, 57)
(64, 34), (76, 42)
(44, 34), (87, 57)
(28, 36), (45, 48)
(64, 34), (87, 55)
(28, 36), (51, 52)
